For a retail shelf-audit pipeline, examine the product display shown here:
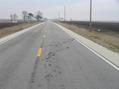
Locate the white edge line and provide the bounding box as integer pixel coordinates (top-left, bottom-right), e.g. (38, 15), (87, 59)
(55, 23), (119, 71)
(76, 39), (119, 71)
(0, 22), (45, 45)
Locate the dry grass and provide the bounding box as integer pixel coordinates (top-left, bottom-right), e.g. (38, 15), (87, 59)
(0, 22), (39, 38)
(58, 22), (119, 53)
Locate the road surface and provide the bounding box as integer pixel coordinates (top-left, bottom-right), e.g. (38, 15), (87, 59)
(0, 21), (119, 89)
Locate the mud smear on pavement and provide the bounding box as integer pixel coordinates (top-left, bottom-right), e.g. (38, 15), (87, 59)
(41, 64), (66, 89)
(46, 52), (56, 60)
(29, 38), (74, 89)
(44, 38), (75, 48)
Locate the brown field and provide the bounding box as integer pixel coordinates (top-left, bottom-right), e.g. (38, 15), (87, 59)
(58, 22), (119, 53)
(0, 22), (39, 38)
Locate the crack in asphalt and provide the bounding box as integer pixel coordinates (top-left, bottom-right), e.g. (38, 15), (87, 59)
(43, 64), (65, 89)
(29, 38), (74, 89)
(43, 39), (75, 61)
(29, 57), (40, 89)
(46, 52), (56, 60)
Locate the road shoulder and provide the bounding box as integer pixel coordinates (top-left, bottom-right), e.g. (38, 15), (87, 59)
(55, 23), (119, 70)
(0, 23), (44, 45)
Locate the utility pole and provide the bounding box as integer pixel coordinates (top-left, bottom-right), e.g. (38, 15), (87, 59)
(10, 14), (13, 22)
(58, 11), (60, 20)
(64, 6), (66, 22)
(89, 0), (92, 28)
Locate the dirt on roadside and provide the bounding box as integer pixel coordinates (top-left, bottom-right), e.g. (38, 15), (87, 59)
(0, 22), (39, 38)
(58, 22), (119, 53)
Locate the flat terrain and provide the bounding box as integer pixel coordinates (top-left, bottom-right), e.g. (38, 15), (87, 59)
(0, 22), (119, 89)
(58, 22), (119, 53)
(62, 21), (119, 31)
(0, 22), (39, 38)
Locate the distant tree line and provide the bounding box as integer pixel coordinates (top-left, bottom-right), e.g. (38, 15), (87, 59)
(10, 11), (43, 23)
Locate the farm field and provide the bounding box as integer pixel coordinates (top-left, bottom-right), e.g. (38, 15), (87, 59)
(58, 21), (119, 53)
(0, 22), (39, 38)
(61, 21), (119, 32)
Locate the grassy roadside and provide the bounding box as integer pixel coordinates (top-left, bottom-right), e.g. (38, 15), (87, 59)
(58, 22), (119, 53)
(0, 22), (39, 38)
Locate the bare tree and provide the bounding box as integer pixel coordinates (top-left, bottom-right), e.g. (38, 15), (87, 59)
(28, 13), (34, 21)
(10, 14), (13, 22)
(10, 13), (18, 23)
(22, 11), (28, 22)
(35, 11), (43, 22)
(13, 13), (18, 21)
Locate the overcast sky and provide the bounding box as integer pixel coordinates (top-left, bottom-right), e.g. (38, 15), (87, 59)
(0, 0), (119, 21)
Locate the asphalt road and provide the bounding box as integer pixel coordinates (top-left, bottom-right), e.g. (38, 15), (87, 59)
(0, 21), (119, 89)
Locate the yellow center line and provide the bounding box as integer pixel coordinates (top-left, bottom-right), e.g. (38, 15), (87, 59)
(37, 48), (42, 57)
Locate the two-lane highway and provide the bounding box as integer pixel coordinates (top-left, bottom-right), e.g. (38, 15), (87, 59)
(0, 21), (119, 89)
